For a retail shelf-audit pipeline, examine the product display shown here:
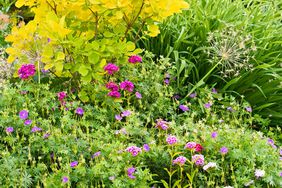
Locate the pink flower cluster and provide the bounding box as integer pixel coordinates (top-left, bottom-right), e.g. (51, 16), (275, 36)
(156, 119), (169, 130)
(192, 154), (205, 166)
(128, 55), (142, 64)
(18, 64), (36, 80)
(104, 63), (119, 75)
(166, 135), (178, 145)
(173, 156), (187, 166)
(184, 142), (204, 152)
(106, 82), (121, 98)
(120, 80), (134, 92)
(126, 146), (142, 156)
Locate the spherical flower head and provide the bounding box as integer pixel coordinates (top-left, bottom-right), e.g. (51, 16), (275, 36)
(143, 144), (150, 152)
(128, 55), (142, 64)
(6, 127), (14, 133)
(203, 162), (217, 171)
(18, 64), (36, 80)
(156, 119), (169, 130)
(166, 135), (178, 145)
(220, 147), (228, 155)
(57, 91), (67, 101)
(192, 154), (205, 166)
(106, 82), (119, 91)
(24, 119), (32, 126)
(245, 106), (252, 112)
(121, 110), (131, 117)
(173, 156), (187, 166)
(184, 142), (197, 150)
(179, 105), (189, 112)
(127, 167), (136, 179)
(120, 81), (134, 92)
(108, 91), (121, 98)
(31, 126), (42, 132)
(195, 144), (204, 152)
(126, 146), (142, 156)
(104, 63), (119, 75)
(211, 131), (218, 138)
(92, 151), (101, 158)
(76, 107), (84, 115)
(62, 176), (69, 183)
(255, 169), (265, 178)
(204, 102), (212, 109)
(135, 92), (142, 99)
(70, 161), (78, 168)
(19, 110), (28, 120)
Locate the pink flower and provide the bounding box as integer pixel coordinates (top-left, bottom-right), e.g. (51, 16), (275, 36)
(57, 92), (67, 101)
(184, 142), (197, 150)
(192, 154), (205, 166)
(126, 146), (142, 156)
(108, 91), (121, 98)
(166, 135), (178, 145)
(120, 81), (134, 92)
(127, 167), (136, 179)
(104, 63), (119, 75)
(135, 92), (142, 99)
(156, 119), (169, 130)
(195, 144), (204, 152)
(128, 55), (142, 64)
(106, 82), (119, 91)
(18, 64), (36, 80)
(173, 156), (187, 166)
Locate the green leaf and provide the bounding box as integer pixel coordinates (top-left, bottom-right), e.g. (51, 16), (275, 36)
(78, 91), (89, 102)
(160, 180), (169, 188)
(88, 52), (100, 64)
(79, 65), (89, 76)
(126, 41), (135, 51)
(55, 52), (65, 62)
(172, 180), (182, 188)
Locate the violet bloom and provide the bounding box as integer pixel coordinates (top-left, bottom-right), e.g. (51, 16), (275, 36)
(120, 81), (134, 92)
(280, 149), (282, 156)
(19, 110), (28, 120)
(192, 154), (205, 166)
(280, 172), (282, 177)
(220, 147), (228, 155)
(121, 110), (131, 117)
(156, 119), (169, 130)
(135, 92), (142, 99)
(92, 151), (101, 158)
(106, 82), (119, 91)
(31, 126), (42, 132)
(143, 144), (150, 152)
(70, 161), (78, 168)
(128, 55), (142, 64)
(76, 107), (84, 115)
(115, 114), (123, 121)
(6, 127), (14, 133)
(164, 78), (170, 85)
(212, 88), (217, 94)
(126, 146), (142, 156)
(166, 135), (178, 145)
(62, 176), (69, 183)
(18, 64), (36, 80)
(43, 133), (50, 139)
(211, 131), (218, 139)
(41, 69), (49, 74)
(184, 142), (197, 150)
(189, 93), (197, 98)
(47, 38), (51, 43)
(104, 63), (119, 75)
(227, 107), (234, 112)
(127, 167), (136, 179)
(179, 104), (189, 112)
(24, 119), (32, 126)
(245, 106), (252, 112)
(204, 102), (212, 109)
(172, 94), (181, 100)
(173, 156), (187, 166)
(108, 91), (121, 98)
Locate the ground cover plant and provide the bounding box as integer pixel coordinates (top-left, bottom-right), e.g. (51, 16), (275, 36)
(1, 0), (282, 187)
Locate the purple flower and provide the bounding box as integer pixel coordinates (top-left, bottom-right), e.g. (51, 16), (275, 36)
(173, 156), (187, 166)
(212, 88), (217, 94)
(108, 91), (121, 98)
(24, 119), (32, 126)
(47, 38), (51, 43)
(106, 82), (119, 91)
(62, 176), (69, 183)
(128, 55), (142, 64)
(135, 92), (142, 99)
(220, 147), (228, 155)
(126, 146), (142, 156)
(165, 73), (170, 79)
(31, 126), (42, 132)
(279, 172), (282, 177)
(120, 81), (134, 92)
(6, 127), (14, 133)
(179, 104), (189, 112)
(184, 142), (197, 150)
(211, 131), (218, 139)
(204, 102), (212, 109)
(164, 78), (170, 85)
(92, 151), (101, 158)
(156, 119), (169, 130)
(57, 91), (67, 101)
(104, 63), (119, 75)
(192, 154), (205, 166)
(76, 107), (84, 115)
(43, 133), (50, 139)
(279, 149), (282, 156)
(115, 114), (123, 121)
(172, 94), (181, 100)
(245, 106), (252, 112)
(143, 144), (150, 152)
(267, 138), (274, 145)
(19, 110), (28, 120)
(18, 64), (36, 80)
(166, 135), (178, 145)
(121, 110), (131, 117)
(127, 167), (136, 179)
(70, 161), (78, 168)
(227, 107), (234, 112)
(189, 93), (197, 98)
(41, 69), (49, 73)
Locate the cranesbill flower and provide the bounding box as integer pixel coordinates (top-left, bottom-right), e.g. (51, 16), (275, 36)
(143, 144), (150, 152)
(204, 102), (212, 109)
(245, 106), (252, 112)
(76, 107), (84, 115)
(255, 169), (265, 178)
(31, 126), (42, 132)
(211, 88), (217, 94)
(62, 176), (69, 183)
(70, 161), (78, 168)
(203, 162), (217, 171)
(192, 154), (205, 166)
(108, 91), (121, 98)
(6, 127), (14, 133)
(280, 172), (282, 177)
(211, 131), (218, 138)
(121, 110), (131, 117)
(127, 167), (136, 179)
(189, 93), (197, 98)
(126, 146), (142, 156)
(115, 114), (122, 121)
(156, 119), (169, 130)
(164, 78), (170, 85)
(43, 133), (50, 139)
(220, 147), (228, 155)
(166, 135), (178, 145)
(135, 92), (142, 99)
(19, 110), (28, 120)
(106, 82), (119, 91)
(18, 64), (36, 80)
(24, 119), (32, 126)
(104, 63), (119, 75)
(92, 151), (101, 158)
(120, 81), (134, 92)
(173, 156), (187, 166)
(128, 55), (142, 64)
(179, 105), (189, 112)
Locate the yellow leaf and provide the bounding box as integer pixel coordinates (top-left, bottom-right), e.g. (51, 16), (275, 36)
(147, 24), (160, 37)
(15, 0), (25, 8)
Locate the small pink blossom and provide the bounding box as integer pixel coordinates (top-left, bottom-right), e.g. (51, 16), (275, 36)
(126, 146), (142, 156)
(128, 55), (142, 64)
(120, 81), (134, 92)
(166, 135), (178, 145)
(104, 63), (119, 75)
(173, 156), (186, 166)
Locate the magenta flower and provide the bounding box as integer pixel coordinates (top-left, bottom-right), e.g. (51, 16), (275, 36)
(166, 135), (178, 145)
(108, 91), (121, 98)
(156, 119), (169, 130)
(128, 55), (142, 64)
(120, 81), (134, 92)
(43, 133), (50, 139)
(220, 147), (228, 155)
(31, 126), (42, 132)
(106, 82), (119, 91)
(204, 102), (212, 109)
(245, 106), (252, 112)
(143, 144), (150, 152)
(104, 63), (119, 75)
(92, 151), (101, 158)
(126, 146), (142, 156)
(62, 176), (69, 183)
(70, 161), (78, 168)
(127, 167), (136, 179)
(57, 91), (67, 101)
(6, 127), (14, 133)
(184, 142), (197, 150)
(164, 78), (170, 85)
(121, 110), (131, 117)
(19, 110), (28, 120)
(179, 105), (189, 112)
(211, 131), (218, 138)
(76, 107), (84, 115)
(18, 64), (36, 80)
(173, 156), (187, 166)
(135, 92), (142, 99)
(192, 154), (205, 166)
(24, 119), (32, 126)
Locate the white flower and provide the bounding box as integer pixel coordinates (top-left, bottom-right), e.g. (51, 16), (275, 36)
(223, 186), (234, 188)
(203, 162), (217, 171)
(255, 169), (265, 178)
